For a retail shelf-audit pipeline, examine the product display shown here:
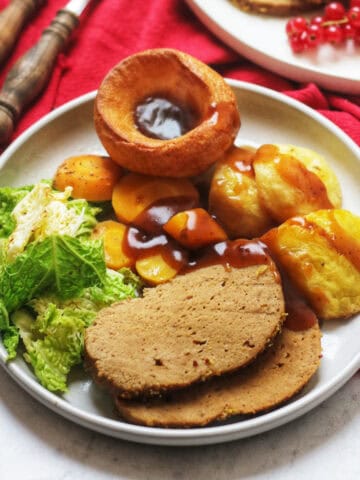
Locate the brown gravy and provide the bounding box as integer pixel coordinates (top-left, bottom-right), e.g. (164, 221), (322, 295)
(282, 277), (317, 331)
(222, 146), (255, 177)
(185, 239), (277, 275)
(123, 226), (187, 270)
(135, 96), (199, 140)
(133, 196), (199, 234)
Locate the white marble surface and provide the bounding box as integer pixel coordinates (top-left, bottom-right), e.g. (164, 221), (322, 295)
(1, 366), (359, 480)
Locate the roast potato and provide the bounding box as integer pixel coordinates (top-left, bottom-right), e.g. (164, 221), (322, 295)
(53, 155), (122, 202)
(262, 209), (360, 320)
(253, 144), (342, 223)
(209, 146), (273, 238)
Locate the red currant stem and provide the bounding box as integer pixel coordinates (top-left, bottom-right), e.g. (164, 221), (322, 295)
(321, 17), (349, 27)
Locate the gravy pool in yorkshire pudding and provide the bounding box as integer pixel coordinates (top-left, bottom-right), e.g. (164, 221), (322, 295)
(94, 49), (240, 178)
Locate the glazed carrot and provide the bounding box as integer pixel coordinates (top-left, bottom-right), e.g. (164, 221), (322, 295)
(53, 155), (122, 202)
(164, 208), (228, 249)
(135, 253), (179, 285)
(112, 173), (199, 228)
(92, 220), (134, 270)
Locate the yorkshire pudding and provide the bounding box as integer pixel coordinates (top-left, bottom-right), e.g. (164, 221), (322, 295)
(94, 49), (240, 178)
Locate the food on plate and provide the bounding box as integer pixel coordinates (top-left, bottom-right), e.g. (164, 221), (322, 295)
(94, 48), (240, 177)
(253, 144), (342, 223)
(209, 146), (274, 238)
(85, 248), (285, 399)
(111, 173), (199, 233)
(262, 209), (360, 319)
(115, 321), (321, 427)
(230, 0), (331, 16)
(163, 208), (228, 249)
(53, 154), (122, 202)
(0, 182), (140, 391)
(2, 47), (358, 430)
(92, 220), (134, 270)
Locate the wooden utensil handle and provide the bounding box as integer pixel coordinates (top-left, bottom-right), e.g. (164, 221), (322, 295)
(0, 0), (45, 65)
(0, 8), (79, 145)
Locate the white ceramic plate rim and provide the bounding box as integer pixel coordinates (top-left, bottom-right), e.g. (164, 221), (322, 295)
(0, 81), (360, 446)
(185, 0), (360, 94)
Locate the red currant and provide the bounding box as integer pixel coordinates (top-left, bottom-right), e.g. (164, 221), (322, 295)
(289, 34), (306, 53)
(310, 15), (324, 26)
(324, 2), (346, 21)
(354, 27), (360, 44)
(307, 24), (324, 46)
(299, 30), (311, 49)
(343, 22), (356, 39)
(324, 24), (345, 44)
(348, 6), (360, 28)
(353, 28), (360, 45)
(286, 16), (308, 36)
(350, 0), (360, 8)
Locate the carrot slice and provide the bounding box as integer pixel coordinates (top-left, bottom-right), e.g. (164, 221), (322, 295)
(112, 173), (199, 228)
(164, 208), (228, 249)
(92, 220), (134, 270)
(135, 253), (179, 285)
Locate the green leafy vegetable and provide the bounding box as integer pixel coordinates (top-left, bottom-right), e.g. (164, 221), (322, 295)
(66, 199), (101, 238)
(0, 235), (106, 357)
(12, 306), (90, 392)
(0, 235), (106, 311)
(85, 268), (142, 307)
(2, 325), (19, 359)
(0, 185), (32, 238)
(7, 182), (101, 259)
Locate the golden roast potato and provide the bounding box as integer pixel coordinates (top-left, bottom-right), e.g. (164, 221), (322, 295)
(262, 209), (360, 320)
(209, 146), (273, 238)
(253, 144), (342, 223)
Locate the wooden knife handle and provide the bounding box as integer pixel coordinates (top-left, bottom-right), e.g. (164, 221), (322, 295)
(0, 8), (79, 145)
(0, 0), (45, 65)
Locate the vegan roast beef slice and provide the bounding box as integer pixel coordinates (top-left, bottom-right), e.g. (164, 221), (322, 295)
(115, 323), (321, 427)
(85, 263), (285, 399)
(230, 0), (332, 15)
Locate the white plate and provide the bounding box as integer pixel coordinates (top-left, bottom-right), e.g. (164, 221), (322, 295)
(0, 81), (360, 446)
(186, 0), (360, 94)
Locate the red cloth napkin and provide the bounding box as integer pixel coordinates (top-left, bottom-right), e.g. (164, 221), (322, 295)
(0, 0), (359, 147)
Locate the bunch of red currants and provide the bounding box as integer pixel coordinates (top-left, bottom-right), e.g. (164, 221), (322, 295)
(286, 1), (360, 53)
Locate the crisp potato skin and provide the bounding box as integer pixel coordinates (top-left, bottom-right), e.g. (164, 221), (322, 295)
(253, 144), (342, 223)
(53, 155), (122, 202)
(262, 209), (360, 320)
(209, 146), (273, 238)
(209, 144), (341, 239)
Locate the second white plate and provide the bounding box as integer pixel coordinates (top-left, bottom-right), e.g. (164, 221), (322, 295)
(186, 0), (360, 94)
